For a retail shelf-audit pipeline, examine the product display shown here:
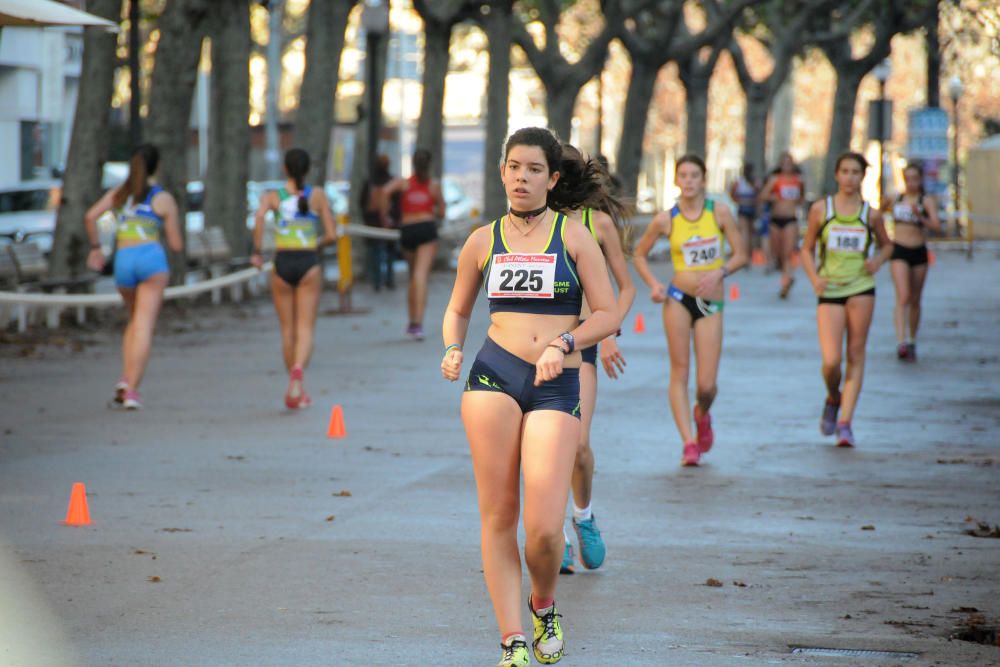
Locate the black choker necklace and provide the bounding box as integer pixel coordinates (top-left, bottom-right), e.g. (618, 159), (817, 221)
(509, 205), (548, 222)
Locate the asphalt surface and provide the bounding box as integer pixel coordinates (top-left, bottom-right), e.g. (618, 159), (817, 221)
(1, 245), (998, 666)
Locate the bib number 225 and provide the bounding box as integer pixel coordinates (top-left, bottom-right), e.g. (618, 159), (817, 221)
(498, 268), (543, 292)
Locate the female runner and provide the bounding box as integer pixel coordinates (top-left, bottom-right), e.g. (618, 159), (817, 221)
(800, 152), (892, 447)
(85, 144), (182, 410)
(633, 155), (747, 467)
(759, 152), (805, 297)
(555, 144), (634, 575)
(382, 149), (446, 340)
(729, 161), (760, 266)
(250, 148), (337, 409)
(887, 163), (940, 361)
(441, 127), (618, 666)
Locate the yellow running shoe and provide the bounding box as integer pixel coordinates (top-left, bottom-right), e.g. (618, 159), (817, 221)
(529, 596), (564, 664)
(496, 634), (529, 667)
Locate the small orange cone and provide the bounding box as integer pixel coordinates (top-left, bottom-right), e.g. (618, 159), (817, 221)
(327, 405), (346, 439)
(633, 312), (646, 334)
(729, 283), (741, 301)
(928, 249), (936, 266)
(751, 248), (766, 266)
(64, 482), (91, 526)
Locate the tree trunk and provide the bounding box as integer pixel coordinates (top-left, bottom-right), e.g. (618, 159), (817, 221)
(415, 17), (451, 179)
(743, 86), (769, 179)
(483, 0), (511, 219)
(297, 0), (356, 184)
(146, 0), (212, 281)
(615, 59), (659, 199)
(544, 81), (577, 143)
(684, 83), (709, 158)
(821, 65), (864, 194)
(48, 0), (122, 281)
(925, 3), (940, 108)
(204, 0), (250, 257)
(348, 33), (389, 223)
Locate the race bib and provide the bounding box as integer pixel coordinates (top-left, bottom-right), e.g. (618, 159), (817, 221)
(682, 236), (721, 268)
(779, 184), (801, 200)
(892, 203), (917, 224)
(487, 253), (556, 299)
(827, 226), (866, 253)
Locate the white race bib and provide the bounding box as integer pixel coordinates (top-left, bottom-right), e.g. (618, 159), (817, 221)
(682, 236), (721, 268)
(892, 202), (917, 224)
(827, 225), (866, 253)
(779, 184), (801, 200)
(487, 253), (557, 299)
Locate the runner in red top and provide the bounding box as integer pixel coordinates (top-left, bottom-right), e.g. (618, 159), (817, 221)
(759, 152), (806, 298)
(382, 149), (446, 340)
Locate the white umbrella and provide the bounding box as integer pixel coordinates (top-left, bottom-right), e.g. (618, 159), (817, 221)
(0, 0), (119, 29)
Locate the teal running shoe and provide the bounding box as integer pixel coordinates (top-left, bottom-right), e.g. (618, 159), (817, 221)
(559, 539), (574, 574)
(529, 597), (564, 664)
(572, 515), (606, 570)
(496, 634), (529, 667)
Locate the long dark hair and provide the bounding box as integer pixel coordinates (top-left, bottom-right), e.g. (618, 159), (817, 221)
(903, 162), (926, 196)
(553, 143), (631, 250)
(284, 148), (311, 214)
(412, 148), (432, 183)
(112, 144), (159, 209)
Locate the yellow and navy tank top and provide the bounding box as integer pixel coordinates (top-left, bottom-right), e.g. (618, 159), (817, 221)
(669, 199), (724, 272)
(115, 186), (163, 243)
(274, 186), (319, 250)
(818, 196), (874, 298)
(482, 212), (582, 315)
(582, 208), (600, 244)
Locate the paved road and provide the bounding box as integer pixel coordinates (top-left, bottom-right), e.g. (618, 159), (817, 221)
(1, 246), (998, 666)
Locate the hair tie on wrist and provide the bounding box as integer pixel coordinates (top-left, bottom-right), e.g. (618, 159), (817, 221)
(444, 344), (461, 355)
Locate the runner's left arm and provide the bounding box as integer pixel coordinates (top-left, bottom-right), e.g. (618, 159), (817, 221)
(864, 209), (893, 275)
(593, 211), (634, 379)
(311, 187), (338, 246)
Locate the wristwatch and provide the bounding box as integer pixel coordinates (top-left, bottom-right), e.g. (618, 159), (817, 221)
(558, 332), (575, 354)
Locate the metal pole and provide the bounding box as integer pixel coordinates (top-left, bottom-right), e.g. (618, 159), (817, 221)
(265, 0), (283, 180)
(877, 80), (885, 205)
(367, 31), (380, 182)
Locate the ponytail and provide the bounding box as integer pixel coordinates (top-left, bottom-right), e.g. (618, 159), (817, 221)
(112, 144), (159, 209)
(283, 148), (311, 214)
(552, 144), (633, 254)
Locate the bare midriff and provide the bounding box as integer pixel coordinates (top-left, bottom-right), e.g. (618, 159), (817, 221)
(488, 311), (582, 368)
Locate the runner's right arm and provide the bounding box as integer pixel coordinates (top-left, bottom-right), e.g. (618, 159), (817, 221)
(441, 226), (488, 381)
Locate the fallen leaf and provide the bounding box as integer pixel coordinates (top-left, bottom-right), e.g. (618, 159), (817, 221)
(333, 490), (352, 497)
(705, 578), (723, 587)
(148, 576), (161, 583)
(963, 522), (1000, 538)
(952, 607), (980, 613)
(325, 515), (336, 522)
(733, 581), (747, 587)
(861, 525), (875, 531)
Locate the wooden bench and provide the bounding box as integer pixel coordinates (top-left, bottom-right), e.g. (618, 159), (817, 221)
(186, 227), (249, 304)
(2, 243), (98, 329)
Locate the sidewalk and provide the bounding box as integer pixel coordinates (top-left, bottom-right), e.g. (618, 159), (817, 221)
(1, 248), (998, 666)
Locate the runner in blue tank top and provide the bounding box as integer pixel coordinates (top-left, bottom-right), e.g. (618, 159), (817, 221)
(84, 144), (182, 410)
(441, 128), (619, 667)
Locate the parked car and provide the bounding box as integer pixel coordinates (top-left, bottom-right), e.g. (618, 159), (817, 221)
(0, 181), (60, 255)
(441, 177), (473, 228)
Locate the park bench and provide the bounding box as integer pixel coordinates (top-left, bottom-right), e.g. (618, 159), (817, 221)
(1, 243), (97, 329)
(186, 226), (251, 304)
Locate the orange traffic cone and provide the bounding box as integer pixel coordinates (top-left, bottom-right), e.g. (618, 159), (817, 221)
(751, 248), (766, 266)
(64, 482), (91, 526)
(327, 405), (346, 439)
(729, 283), (741, 301)
(633, 312), (646, 334)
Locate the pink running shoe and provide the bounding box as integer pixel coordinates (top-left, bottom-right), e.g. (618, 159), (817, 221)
(122, 389), (143, 410)
(285, 367), (304, 409)
(681, 441), (701, 467)
(693, 405), (714, 453)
